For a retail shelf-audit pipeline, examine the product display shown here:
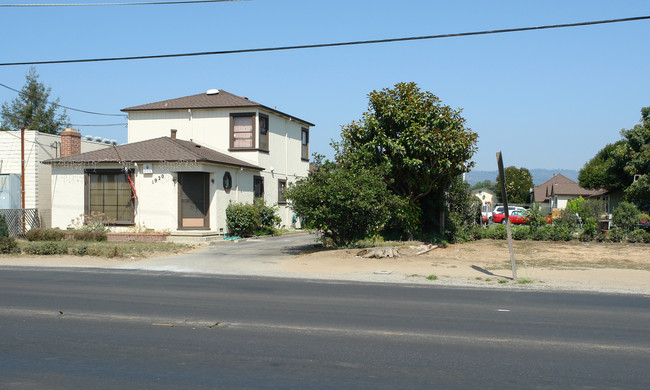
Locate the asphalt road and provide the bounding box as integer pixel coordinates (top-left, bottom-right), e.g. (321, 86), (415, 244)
(1, 268), (649, 389)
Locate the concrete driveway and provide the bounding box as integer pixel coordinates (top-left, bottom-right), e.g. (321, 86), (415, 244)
(115, 232), (321, 276)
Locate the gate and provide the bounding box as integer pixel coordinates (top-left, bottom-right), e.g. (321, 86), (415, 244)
(0, 209), (41, 238)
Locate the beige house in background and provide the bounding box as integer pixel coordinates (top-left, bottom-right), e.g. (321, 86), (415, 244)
(532, 174), (607, 214)
(45, 90), (314, 238)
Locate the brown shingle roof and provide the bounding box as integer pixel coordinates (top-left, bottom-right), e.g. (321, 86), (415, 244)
(533, 173), (606, 202)
(43, 137), (262, 170)
(121, 89), (315, 127)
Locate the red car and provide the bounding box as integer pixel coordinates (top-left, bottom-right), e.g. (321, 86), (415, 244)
(492, 210), (551, 225)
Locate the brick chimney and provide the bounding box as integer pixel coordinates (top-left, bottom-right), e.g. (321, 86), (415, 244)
(171, 129), (177, 140)
(60, 128), (81, 157)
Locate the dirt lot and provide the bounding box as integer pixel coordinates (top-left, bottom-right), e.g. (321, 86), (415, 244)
(1, 239), (648, 294)
(282, 240), (650, 294)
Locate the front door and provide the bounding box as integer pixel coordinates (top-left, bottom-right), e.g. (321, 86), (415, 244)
(178, 172), (209, 229)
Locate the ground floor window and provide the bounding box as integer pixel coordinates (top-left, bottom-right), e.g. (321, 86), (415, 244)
(254, 176), (264, 199)
(85, 169), (134, 224)
(278, 178), (287, 204)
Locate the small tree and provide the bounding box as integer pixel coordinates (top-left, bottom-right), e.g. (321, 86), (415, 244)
(445, 176), (482, 243)
(1, 67), (70, 134)
(285, 161), (403, 247)
(495, 166), (533, 204)
(613, 201), (641, 232)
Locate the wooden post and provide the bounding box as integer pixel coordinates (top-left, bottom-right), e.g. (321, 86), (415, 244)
(497, 152), (517, 281)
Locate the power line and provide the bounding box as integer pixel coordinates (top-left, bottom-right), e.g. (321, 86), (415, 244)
(69, 123), (126, 126)
(0, 0), (245, 7)
(0, 82), (125, 117)
(1, 15), (648, 67)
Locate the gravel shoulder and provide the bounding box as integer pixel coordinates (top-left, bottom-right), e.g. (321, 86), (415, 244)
(1, 238), (648, 295)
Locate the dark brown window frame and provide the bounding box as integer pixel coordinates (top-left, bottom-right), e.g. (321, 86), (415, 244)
(277, 178), (287, 205)
(84, 169), (135, 225)
(258, 113), (269, 152)
(254, 175), (264, 200)
(301, 127), (309, 161)
(230, 112), (257, 151)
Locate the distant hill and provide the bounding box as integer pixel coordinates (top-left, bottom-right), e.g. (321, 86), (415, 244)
(465, 169), (579, 186)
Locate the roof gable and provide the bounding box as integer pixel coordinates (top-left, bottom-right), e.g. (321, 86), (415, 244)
(43, 137), (262, 170)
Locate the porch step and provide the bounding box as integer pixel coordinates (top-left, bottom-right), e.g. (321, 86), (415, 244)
(167, 231), (225, 244)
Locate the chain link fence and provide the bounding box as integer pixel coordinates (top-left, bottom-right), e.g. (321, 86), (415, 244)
(0, 209), (41, 238)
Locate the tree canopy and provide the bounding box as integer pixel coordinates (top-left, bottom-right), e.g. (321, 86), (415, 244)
(495, 166), (533, 204)
(333, 82), (478, 235)
(1, 67), (69, 134)
(579, 107), (650, 211)
(334, 82), (477, 203)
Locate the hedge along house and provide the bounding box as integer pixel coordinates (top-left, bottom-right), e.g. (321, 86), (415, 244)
(44, 89), (314, 238)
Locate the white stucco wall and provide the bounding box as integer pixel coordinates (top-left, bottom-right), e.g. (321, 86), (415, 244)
(50, 161), (266, 234)
(126, 106), (311, 229)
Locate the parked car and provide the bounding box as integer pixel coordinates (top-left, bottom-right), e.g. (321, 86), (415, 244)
(491, 205), (525, 221)
(492, 210), (552, 225)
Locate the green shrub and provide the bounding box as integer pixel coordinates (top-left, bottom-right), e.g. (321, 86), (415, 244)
(531, 225), (551, 241)
(512, 226), (531, 240)
(608, 228), (625, 243)
(70, 244), (88, 256)
(578, 217), (598, 242)
(226, 202), (260, 237)
(613, 202), (642, 232)
(284, 161), (403, 247)
(22, 241), (69, 255)
(255, 198), (281, 228)
(486, 225), (507, 240)
(73, 229), (107, 242)
(444, 177), (483, 244)
(548, 225), (573, 241)
(26, 228), (66, 242)
(626, 229), (648, 244)
(0, 215), (9, 238)
(0, 236), (18, 254)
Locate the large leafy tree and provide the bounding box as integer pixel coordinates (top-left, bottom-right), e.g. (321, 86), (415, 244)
(579, 107), (650, 211)
(495, 166), (533, 204)
(1, 67), (69, 134)
(334, 82), (478, 234)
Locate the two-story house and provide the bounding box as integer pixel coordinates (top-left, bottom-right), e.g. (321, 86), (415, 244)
(44, 90), (314, 238)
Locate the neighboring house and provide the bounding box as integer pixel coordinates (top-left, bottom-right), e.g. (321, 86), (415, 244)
(0, 129), (110, 229)
(532, 174), (606, 214)
(470, 188), (497, 218)
(45, 90), (314, 237)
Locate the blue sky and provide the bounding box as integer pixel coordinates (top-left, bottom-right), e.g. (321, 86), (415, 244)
(1, 0), (649, 172)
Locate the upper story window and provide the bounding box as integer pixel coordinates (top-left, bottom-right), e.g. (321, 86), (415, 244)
(259, 114), (269, 152)
(230, 113), (256, 150)
(301, 127), (309, 161)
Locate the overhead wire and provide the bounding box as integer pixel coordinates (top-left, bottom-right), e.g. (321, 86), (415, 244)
(0, 82), (125, 117)
(0, 15), (649, 67)
(0, 0), (246, 7)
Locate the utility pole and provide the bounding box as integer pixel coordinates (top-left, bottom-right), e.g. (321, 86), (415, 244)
(20, 126), (26, 235)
